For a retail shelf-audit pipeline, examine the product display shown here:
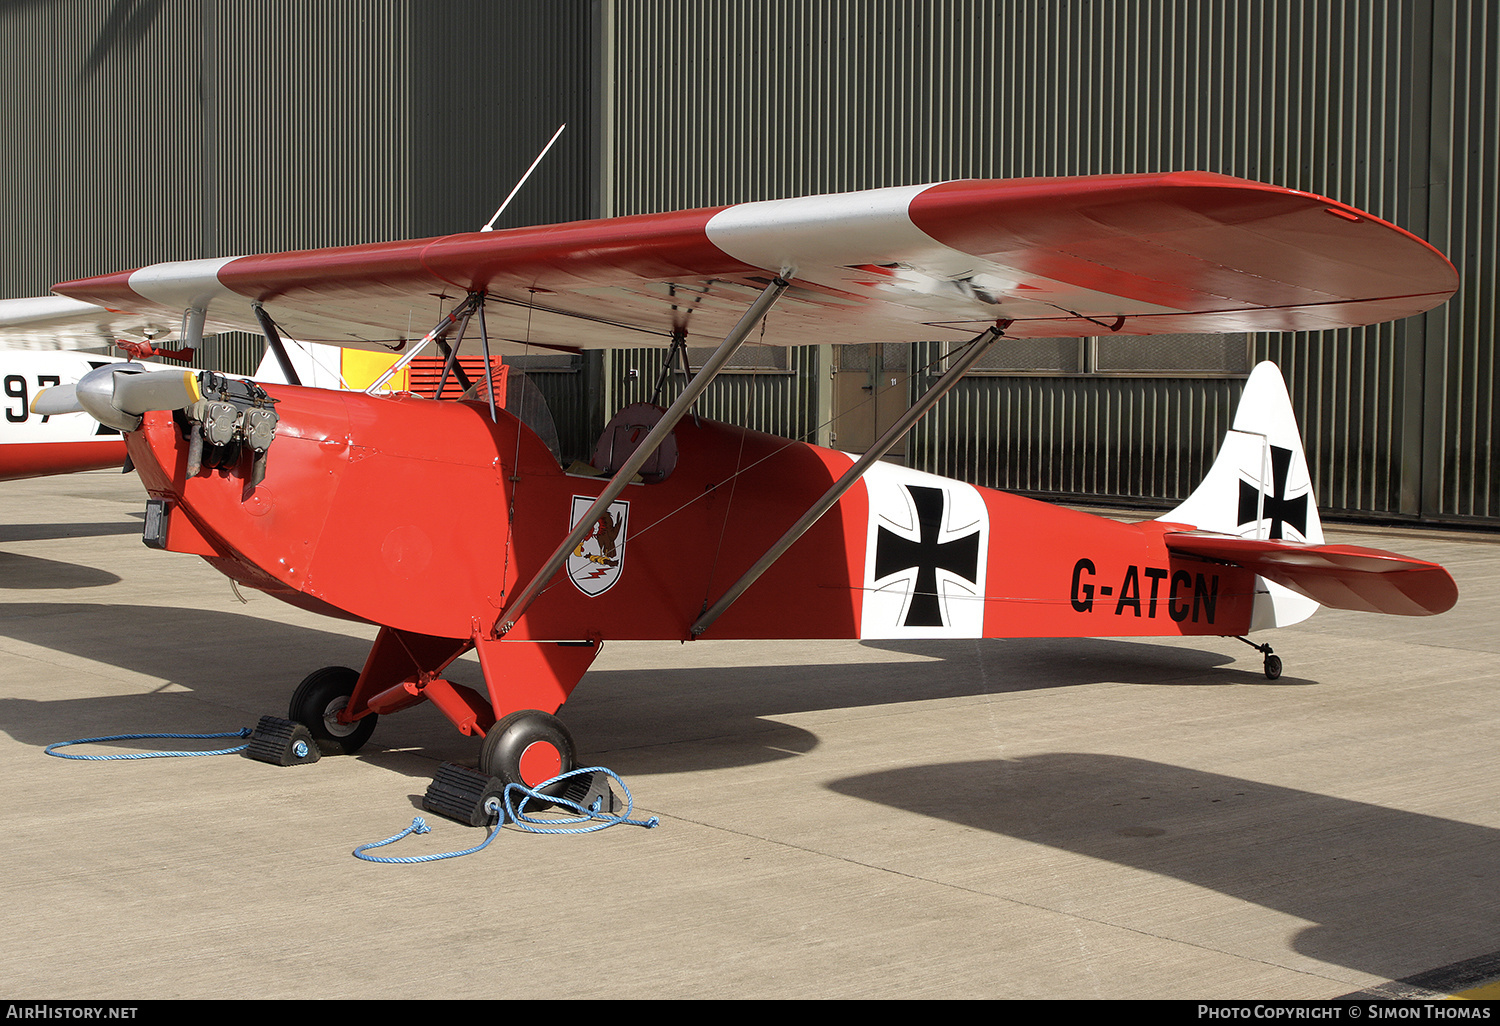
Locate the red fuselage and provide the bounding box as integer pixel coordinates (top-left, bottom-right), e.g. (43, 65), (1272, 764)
(126, 384), (1256, 645)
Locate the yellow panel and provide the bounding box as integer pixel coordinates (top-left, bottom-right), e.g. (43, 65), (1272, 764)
(341, 349), (408, 392)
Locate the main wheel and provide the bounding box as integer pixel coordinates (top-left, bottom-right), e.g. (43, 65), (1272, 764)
(288, 666), (377, 755)
(480, 710), (576, 797)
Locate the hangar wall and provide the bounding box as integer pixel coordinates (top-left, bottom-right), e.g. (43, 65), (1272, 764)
(0, 0), (599, 282)
(0, 0), (601, 451)
(604, 0), (1498, 525)
(0, 1), (1494, 524)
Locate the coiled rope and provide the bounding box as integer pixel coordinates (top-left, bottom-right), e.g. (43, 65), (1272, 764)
(501, 766), (659, 835)
(354, 766), (658, 863)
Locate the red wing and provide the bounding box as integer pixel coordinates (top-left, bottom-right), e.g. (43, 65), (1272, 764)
(42, 172), (1457, 354)
(1163, 531), (1458, 616)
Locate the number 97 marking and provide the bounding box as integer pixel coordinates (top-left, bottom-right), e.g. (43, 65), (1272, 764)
(6, 374), (62, 423)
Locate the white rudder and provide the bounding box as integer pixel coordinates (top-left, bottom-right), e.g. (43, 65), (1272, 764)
(1158, 362), (1323, 629)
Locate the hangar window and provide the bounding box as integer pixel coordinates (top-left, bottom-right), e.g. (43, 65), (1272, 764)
(934, 332), (1248, 377)
(686, 343), (792, 373)
(964, 337), (1083, 374)
(836, 342), (910, 374)
(1090, 333), (1250, 376)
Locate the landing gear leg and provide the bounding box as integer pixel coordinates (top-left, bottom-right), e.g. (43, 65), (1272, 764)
(1233, 636), (1282, 680)
(469, 638), (599, 804)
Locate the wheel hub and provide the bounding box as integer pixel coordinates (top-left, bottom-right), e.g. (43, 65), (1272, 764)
(517, 739), (562, 786)
(322, 696), (357, 737)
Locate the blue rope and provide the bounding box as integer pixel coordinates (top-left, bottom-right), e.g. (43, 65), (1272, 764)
(353, 766), (658, 862)
(353, 817), (509, 864)
(503, 766), (660, 834)
(44, 728), (253, 761)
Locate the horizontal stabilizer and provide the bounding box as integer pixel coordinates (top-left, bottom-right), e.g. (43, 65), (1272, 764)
(1163, 531), (1458, 616)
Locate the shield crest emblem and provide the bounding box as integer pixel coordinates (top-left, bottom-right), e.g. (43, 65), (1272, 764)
(566, 495), (629, 596)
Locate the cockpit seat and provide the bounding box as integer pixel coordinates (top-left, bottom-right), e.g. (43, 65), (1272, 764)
(591, 403), (678, 483)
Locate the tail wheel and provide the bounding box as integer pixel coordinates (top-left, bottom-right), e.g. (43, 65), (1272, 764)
(480, 710), (576, 795)
(288, 666), (377, 755)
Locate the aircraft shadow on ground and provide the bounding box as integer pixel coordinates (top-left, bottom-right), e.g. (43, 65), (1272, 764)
(7, 597), (1488, 982)
(828, 753), (1500, 983)
(860, 636), (1289, 688)
(0, 550), (121, 589)
(0, 518), (145, 589)
(0, 521), (142, 544)
(0, 599), (1294, 778)
(561, 635), (1288, 774)
(0, 601), (379, 751)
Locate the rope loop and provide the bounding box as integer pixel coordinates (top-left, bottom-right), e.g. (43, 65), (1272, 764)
(44, 728), (253, 761)
(501, 766), (660, 834)
(351, 816), (515, 864)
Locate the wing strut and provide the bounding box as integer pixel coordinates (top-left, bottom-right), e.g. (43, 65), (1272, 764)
(251, 303), (302, 386)
(365, 292), (487, 395)
(494, 274), (793, 637)
(433, 305), (479, 398)
(477, 302), (498, 423)
(689, 322), (1007, 639)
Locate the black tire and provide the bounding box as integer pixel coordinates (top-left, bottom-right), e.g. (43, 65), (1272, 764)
(288, 665), (376, 755)
(480, 710), (576, 796)
(1264, 654), (1283, 681)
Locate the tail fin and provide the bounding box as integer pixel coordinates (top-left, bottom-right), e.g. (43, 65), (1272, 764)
(1159, 362), (1322, 629)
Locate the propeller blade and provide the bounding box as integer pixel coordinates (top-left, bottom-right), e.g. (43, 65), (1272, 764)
(30, 383), (81, 416)
(111, 369), (202, 415)
(72, 364), (202, 432)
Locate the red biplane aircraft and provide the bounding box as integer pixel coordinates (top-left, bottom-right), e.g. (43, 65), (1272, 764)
(7, 172), (1459, 793)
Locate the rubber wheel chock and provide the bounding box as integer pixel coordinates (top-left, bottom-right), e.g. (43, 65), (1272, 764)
(244, 715), (322, 767)
(423, 762), (508, 827)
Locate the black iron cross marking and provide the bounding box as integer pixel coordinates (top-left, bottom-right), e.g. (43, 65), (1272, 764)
(1237, 444), (1308, 540)
(873, 485), (981, 627)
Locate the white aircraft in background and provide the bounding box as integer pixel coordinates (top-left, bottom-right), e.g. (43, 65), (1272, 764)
(0, 295), (177, 481)
(0, 294), (502, 482)
(0, 349), (135, 481)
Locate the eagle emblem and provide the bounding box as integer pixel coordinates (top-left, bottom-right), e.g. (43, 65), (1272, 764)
(566, 496), (630, 596)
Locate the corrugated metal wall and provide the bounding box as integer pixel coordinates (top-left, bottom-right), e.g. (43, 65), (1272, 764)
(0, 0), (599, 387)
(407, 1), (599, 236)
(209, 0), (413, 256)
(0, 0), (207, 297)
(207, 1), (415, 376)
(1423, 0), (1498, 520)
(610, 345), (824, 443)
(0, 0), (423, 293)
(607, 0), (1499, 523)
(1, 3), (1493, 521)
(0, 0), (602, 270)
(912, 344), (1240, 505)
